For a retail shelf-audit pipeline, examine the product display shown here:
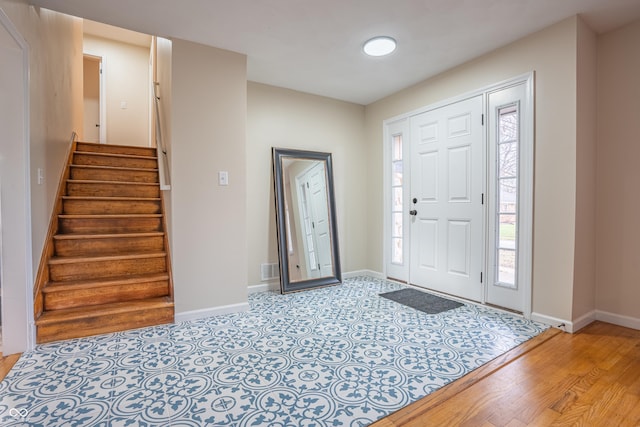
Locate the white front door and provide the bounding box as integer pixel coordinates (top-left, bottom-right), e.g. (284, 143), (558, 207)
(409, 95), (484, 302)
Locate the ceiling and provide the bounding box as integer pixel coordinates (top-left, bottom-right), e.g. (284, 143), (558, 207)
(31, 0), (640, 105)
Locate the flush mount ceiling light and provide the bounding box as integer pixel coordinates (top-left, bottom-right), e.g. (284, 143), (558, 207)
(363, 36), (397, 57)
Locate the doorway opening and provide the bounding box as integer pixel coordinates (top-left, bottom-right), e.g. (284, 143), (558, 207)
(83, 54), (102, 143)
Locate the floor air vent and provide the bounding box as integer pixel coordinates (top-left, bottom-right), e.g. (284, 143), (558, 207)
(260, 263), (280, 281)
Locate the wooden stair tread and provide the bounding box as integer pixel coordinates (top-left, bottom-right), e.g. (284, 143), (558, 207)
(49, 252), (167, 265)
(70, 164), (159, 173)
(77, 141), (156, 150)
(75, 150), (158, 160)
(36, 297), (173, 325)
(44, 272), (170, 292)
(53, 232), (164, 240)
(59, 214), (163, 219)
(63, 196), (161, 201)
(67, 179), (160, 187)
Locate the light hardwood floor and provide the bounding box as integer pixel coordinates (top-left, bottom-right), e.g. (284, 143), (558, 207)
(374, 321), (640, 426)
(1, 321), (638, 426)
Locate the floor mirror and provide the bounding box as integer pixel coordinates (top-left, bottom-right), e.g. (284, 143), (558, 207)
(272, 148), (341, 293)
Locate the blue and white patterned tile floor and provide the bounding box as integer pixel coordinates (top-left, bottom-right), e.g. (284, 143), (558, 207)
(0, 276), (547, 426)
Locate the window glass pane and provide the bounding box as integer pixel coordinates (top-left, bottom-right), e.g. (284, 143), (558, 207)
(498, 249), (516, 286)
(392, 237), (402, 264)
(499, 110), (518, 143)
(393, 135), (402, 161)
(499, 178), (517, 206)
(392, 237), (403, 264)
(392, 160), (403, 186)
(498, 142), (517, 178)
(499, 214), (516, 248)
(392, 212), (402, 237)
(496, 104), (519, 289)
(392, 187), (403, 211)
(390, 133), (404, 268)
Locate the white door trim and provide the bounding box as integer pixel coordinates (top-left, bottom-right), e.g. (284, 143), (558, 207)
(0, 6), (35, 353)
(485, 74), (535, 318)
(383, 72), (534, 317)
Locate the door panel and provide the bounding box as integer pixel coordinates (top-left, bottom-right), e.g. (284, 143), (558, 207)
(420, 151), (438, 200)
(410, 95), (484, 302)
(448, 145), (471, 201)
(417, 218), (438, 270)
(447, 220), (470, 276)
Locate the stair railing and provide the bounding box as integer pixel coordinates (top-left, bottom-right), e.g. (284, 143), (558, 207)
(153, 81), (171, 190)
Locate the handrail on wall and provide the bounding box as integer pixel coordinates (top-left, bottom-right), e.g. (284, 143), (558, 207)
(153, 81), (171, 190)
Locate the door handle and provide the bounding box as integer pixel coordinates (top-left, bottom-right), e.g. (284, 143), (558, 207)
(409, 209), (417, 216)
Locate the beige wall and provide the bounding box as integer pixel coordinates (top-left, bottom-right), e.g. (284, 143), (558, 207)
(246, 82), (367, 286)
(0, 1), (83, 273)
(572, 18), (598, 323)
(84, 34), (150, 146)
(596, 19), (640, 321)
(170, 39), (247, 313)
(365, 17), (580, 323)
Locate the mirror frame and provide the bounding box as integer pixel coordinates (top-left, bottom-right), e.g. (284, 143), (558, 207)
(272, 147), (342, 293)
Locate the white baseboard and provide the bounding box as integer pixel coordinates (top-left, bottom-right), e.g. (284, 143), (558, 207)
(571, 310), (597, 333)
(175, 302), (250, 323)
(531, 310), (640, 333)
(343, 270), (384, 279)
(247, 271), (384, 294)
(248, 283), (278, 294)
(531, 312), (573, 332)
(596, 310), (640, 331)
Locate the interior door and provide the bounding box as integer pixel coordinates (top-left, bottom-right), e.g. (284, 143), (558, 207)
(409, 95), (484, 302)
(83, 55), (101, 142)
(295, 162), (332, 278)
(307, 162), (333, 277)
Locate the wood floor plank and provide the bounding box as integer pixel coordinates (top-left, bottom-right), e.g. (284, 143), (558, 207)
(528, 408), (561, 426)
(0, 353), (20, 381)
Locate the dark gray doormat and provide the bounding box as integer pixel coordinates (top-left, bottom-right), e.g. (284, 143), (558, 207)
(379, 288), (463, 314)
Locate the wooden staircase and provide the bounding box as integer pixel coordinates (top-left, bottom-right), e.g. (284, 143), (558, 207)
(34, 141), (174, 343)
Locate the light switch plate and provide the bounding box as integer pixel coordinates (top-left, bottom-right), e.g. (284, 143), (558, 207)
(218, 171), (229, 186)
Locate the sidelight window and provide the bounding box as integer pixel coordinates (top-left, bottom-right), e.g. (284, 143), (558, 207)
(391, 134), (403, 265)
(495, 105), (519, 287)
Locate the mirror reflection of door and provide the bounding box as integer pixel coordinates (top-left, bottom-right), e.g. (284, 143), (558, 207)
(283, 158), (333, 282)
(293, 161), (332, 279)
(83, 54), (101, 143)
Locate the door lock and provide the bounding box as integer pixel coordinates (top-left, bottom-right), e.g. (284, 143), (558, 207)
(409, 209), (418, 216)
